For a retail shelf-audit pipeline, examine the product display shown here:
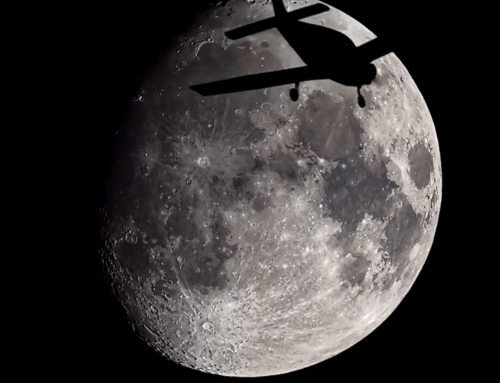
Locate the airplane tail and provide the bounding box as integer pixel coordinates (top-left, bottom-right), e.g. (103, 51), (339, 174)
(272, 0), (287, 17)
(225, 2), (329, 40)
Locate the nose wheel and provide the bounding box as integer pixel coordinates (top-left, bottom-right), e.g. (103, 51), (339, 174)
(289, 82), (300, 101)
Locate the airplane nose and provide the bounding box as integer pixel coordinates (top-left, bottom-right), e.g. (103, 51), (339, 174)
(368, 64), (377, 80)
(363, 63), (377, 85)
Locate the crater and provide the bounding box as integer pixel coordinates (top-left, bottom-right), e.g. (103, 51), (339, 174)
(196, 156), (210, 168)
(407, 142), (434, 189)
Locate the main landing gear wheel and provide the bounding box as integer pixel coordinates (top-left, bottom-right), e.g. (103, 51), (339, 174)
(289, 88), (299, 101)
(357, 86), (366, 108)
(290, 82), (300, 101)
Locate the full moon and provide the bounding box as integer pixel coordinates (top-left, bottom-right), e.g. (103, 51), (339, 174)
(99, 0), (442, 377)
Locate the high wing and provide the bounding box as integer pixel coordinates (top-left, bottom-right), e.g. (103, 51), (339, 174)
(354, 37), (394, 64)
(225, 3), (329, 40)
(190, 66), (325, 96)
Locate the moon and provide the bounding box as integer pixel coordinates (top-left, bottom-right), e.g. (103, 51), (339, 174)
(99, 0), (442, 377)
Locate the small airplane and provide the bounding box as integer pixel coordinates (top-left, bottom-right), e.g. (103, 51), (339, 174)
(190, 0), (395, 107)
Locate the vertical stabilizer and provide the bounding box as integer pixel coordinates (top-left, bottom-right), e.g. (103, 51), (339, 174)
(272, 0), (287, 16)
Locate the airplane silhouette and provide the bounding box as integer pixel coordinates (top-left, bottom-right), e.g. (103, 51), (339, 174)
(190, 0), (395, 108)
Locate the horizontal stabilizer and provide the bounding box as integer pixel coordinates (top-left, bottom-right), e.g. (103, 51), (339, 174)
(225, 3), (330, 40)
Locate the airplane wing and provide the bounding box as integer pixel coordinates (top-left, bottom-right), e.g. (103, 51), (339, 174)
(225, 3), (330, 40)
(190, 66), (325, 96)
(354, 37), (394, 63)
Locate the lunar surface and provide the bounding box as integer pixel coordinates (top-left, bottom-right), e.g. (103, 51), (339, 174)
(99, 0), (442, 377)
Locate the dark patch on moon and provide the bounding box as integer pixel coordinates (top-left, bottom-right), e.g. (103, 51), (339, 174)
(226, 148), (258, 175)
(115, 240), (154, 279)
(253, 193), (273, 212)
(211, 174), (226, 187)
(383, 194), (421, 257)
(159, 140), (179, 168)
(190, 213), (237, 287)
(113, 190), (235, 292)
(366, 144), (392, 180)
(425, 189), (440, 225)
(323, 153), (398, 241)
(379, 193), (422, 289)
(164, 197), (200, 239)
(341, 253), (371, 286)
(269, 150), (304, 186)
(242, 124), (266, 145)
(166, 211), (237, 293)
(232, 173), (255, 202)
(252, 156), (267, 172)
(191, 39), (284, 92)
(407, 142), (433, 189)
(232, 174), (248, 190)
(299, 91), (363, 161)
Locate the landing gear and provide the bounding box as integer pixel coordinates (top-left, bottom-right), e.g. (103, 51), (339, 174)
(289, 82), (300, 101)
(357, 86), (366, 108)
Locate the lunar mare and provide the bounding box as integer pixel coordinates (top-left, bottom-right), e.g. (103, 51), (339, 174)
(99, 0), (442, 377)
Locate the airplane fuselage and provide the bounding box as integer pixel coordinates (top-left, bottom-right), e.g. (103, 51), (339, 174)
(276, 20), (366, 87)
(190, 1), (380, 106)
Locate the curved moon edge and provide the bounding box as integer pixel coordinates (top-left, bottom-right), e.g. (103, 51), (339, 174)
(99, 0), (442, 377)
